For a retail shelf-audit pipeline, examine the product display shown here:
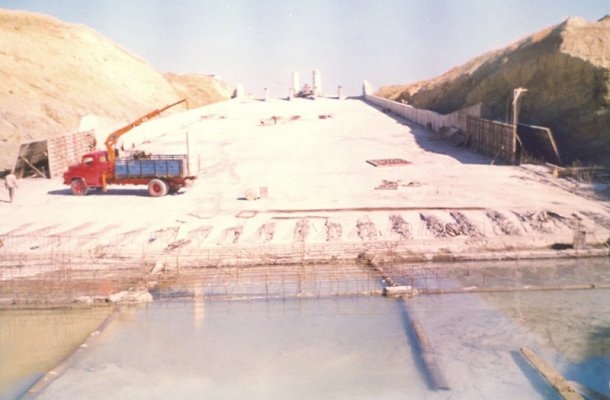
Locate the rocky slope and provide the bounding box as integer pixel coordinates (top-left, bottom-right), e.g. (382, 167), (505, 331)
(0, 9), (232, 171)
(378, 16), (610, 166)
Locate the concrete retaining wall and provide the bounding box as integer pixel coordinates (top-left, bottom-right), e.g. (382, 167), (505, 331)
(362, 85), (482, 132)
(362, 83), (559, 166)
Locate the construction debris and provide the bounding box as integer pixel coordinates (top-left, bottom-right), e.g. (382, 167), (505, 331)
(375, 180), (399, 190)
(366, 158), (411, 167)
(258, 223), (275, 243)
(549, 163), (608, 182)
(188, 225), (212, 244)
(442, 127), (470, 147)
(221, 226), (243, 244)
(148, 227), (179, 244)
(259, 115), (302, 125)
(450, 212), (482, 237)
(513, 211), (562, 234)
(244, 189), (257, 201)
(403, 181), (422, 187)
(389, 214), (412, 239)
(165, 239), (191, 252)
(485, 211), (520, 235)
(356, 217), (378, 240)
(580, 211), (610, 230)
(325, 220), (342, 241)
(420, 214), (461, 238)
(293, 218), (310, 242)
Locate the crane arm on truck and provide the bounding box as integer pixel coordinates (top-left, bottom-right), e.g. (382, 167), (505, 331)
(104, 98), (187, 164)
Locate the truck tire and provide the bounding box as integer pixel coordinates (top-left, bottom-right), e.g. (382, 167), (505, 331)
(71, 178), (89, 196)
(148, 179), (168, 197)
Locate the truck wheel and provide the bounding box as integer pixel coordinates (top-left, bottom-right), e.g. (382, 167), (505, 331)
(71, 178), (89, 196)
(148, 179), (168, 197)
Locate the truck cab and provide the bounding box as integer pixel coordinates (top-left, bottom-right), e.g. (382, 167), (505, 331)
(63, 150), (112, 195)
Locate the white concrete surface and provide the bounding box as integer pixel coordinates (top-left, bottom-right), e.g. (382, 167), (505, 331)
(0, 97), (608, 260)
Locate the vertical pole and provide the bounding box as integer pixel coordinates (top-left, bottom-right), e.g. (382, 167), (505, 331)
(185, 130), (191, 176)
(292, 72), (299, 94)
(512, 87), (527, 165)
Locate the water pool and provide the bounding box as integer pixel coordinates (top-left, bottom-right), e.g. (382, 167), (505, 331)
(1, 258), (609, 399)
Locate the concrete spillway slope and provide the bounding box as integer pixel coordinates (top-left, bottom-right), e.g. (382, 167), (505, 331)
(0, 97), (608, 272)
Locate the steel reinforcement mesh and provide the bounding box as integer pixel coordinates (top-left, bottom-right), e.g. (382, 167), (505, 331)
(1, 250), (609, 306)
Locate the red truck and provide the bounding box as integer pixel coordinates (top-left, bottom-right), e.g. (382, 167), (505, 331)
(63, 151), (194, 196)
(62, 99), (195, 197)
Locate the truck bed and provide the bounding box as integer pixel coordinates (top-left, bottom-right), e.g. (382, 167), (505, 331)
(114, 155), (187, 179)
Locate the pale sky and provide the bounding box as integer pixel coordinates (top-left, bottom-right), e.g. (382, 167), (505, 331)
(2, 0), (609, 96)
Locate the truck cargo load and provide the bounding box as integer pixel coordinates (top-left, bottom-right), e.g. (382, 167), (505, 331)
(114, 156), (187, 179)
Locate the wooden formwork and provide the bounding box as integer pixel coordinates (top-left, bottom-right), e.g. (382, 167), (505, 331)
(466, 116), (561, 166)
(467, 116), (516, 164)
(14, 130), (95, 178)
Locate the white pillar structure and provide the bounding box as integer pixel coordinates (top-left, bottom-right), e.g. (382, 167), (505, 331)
(313, 69), (322, 97)
(292, 72), (300, 94)
(338, 85), (344, 100)
(232, 83), (244, 99)
(264, 87), (269, 101)
(362, 80), (373, 97)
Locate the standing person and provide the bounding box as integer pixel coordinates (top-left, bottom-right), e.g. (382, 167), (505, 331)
(4, 171), (17, 203)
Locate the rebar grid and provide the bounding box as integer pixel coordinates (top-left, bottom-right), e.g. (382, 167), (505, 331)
(2, 249), (609, 307)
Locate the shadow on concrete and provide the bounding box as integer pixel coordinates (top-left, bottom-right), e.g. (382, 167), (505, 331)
(395, 300), (438, 391)
(363, 100), (494, 166)
(562, 325), (610, 398)
(510, 351), (562, 400)
(47, 188), (73, 196)
(363, 100), (610, 201)
(396, 299), (451, 392)
(48, 188), (185, 197)
(592, 182), (610, 201)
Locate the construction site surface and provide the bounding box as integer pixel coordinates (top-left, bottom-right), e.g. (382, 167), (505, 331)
(1, 97), (609, 304)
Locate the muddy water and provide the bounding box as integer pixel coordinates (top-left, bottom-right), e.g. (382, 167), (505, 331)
(0, 307), (111, 399)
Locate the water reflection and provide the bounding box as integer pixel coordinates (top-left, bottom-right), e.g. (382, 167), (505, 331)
(193, 285), (205, 332)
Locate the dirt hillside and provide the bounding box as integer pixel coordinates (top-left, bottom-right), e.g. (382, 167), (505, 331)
(165, 73), (234, 109)
(377, 16), (610, 166)
(0, 9), (232, 172)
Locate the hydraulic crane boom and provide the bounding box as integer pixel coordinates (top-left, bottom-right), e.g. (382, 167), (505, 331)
(104, 98), (187, 164)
